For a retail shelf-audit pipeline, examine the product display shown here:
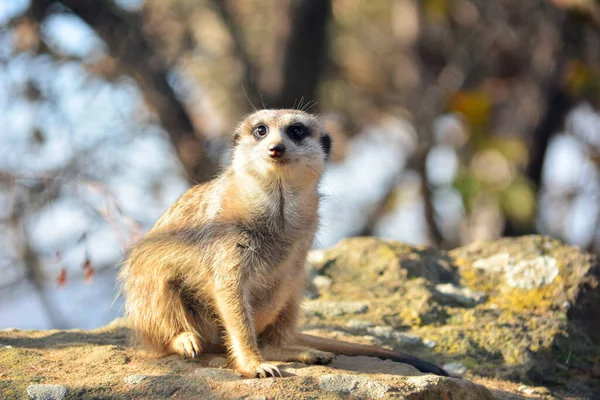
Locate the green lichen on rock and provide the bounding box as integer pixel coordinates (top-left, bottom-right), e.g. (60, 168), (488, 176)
(449, 236), (600, 381)
(449, 236), (596, 317)
(306, 236), (600, 397)
(306, 237), (458, 329)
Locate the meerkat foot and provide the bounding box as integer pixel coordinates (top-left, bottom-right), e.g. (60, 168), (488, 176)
(262, 345), (335, 365)
(169, 332), (201, 358)
(255, 363), (282, 378)
(300, 348), (335, 365)
(238, 362), (282, 378)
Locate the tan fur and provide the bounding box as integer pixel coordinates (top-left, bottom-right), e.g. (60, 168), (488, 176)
(118, 109), (446, 378)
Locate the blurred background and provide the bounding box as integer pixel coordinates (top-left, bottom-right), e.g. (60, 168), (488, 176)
(1, 0), (599, 330)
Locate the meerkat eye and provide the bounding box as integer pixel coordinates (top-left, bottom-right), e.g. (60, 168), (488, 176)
(287, 124), (306, 140)
(253, 124), (268, 138)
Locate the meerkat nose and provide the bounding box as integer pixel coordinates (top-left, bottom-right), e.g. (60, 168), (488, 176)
(268, 143), (285, 158)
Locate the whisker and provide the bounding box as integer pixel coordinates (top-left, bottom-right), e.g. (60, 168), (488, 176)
(303, 100), (318, 113)
(242, 86), (258, 111)
(258, 90), (266, 109)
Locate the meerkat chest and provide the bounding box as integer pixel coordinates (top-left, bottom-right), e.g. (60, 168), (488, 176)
(237, 192), (317, 270)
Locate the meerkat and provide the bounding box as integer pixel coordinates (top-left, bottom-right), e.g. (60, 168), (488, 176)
(118, 109), (447, 378)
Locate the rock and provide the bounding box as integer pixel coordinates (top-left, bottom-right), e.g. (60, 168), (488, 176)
(505, 256), (559, 289)
(2, 236), (599, 399)
(307, 236), (459, 287)
(304, 237), (459, 328)
(365, 326), (422, 345)
(398, 375), (494, 400)
(472, 252), (511, 272)
(394, 333), (422, 345)
(346, 319), (374, 329)
(434, 283), (485, 307)
(124, 374), (147, 384)
(303, 236), (600, 396)
(319, 374), (390, 399)
(307, 248), (327, 265)
(366, 325), (394, 339)
(26, 384), (67, 400)
(0, 323), (497, 400)
(443, 362), (467, 376)
(472, 252), (560, 289)
(312, 275), (332, 294)
(329, 355), (421, 376)
(451, 236), (600, 341)
(208, 356), (228, 368)
(191, 368), (241, 381)
(303, 300), (369, 317)
(318, 372), (495, 399)
(240, 378), (275, 389)
(517, 385), (551, 395)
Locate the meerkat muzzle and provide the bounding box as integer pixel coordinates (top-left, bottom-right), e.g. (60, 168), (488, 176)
(268, 143), (285, 158)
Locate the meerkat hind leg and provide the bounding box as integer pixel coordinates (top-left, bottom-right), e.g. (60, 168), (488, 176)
(257, 296), (334, 366)
(169, 332), (201, 358)
(261, 345), (335, 365)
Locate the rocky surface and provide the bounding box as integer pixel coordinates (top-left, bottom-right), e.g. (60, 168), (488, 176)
(306, 236), (600, 399)
(1, 235), (598, 399)
(26, 384), (67, 400)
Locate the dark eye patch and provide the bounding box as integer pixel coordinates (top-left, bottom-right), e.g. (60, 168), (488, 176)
(320, 133), (332, 160)
(286, 123), (308, 142)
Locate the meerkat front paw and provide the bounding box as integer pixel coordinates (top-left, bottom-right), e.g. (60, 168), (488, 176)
(255, 362), (282, 378)
(169, 332), (201, 358)
(239, 362), (282, 378)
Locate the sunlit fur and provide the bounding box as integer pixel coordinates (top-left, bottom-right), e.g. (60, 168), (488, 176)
(118, 109), (447, 378)
(118, 110), (333, 378)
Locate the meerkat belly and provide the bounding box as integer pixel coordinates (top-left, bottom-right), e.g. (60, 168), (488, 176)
(249, 241), (310, 334)
(250, 277), (299, 334)
(234, 203), (316, 333)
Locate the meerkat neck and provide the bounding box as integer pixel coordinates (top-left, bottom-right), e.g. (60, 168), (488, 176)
(230, 167), (319, 199)
(222, 167), (319, 225)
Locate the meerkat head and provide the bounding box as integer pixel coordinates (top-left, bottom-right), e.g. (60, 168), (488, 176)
(231, 109), (331, 185)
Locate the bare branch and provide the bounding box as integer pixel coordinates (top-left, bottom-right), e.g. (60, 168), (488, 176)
(209, 0), (262, 111)
(30, 0), (219, 184)
(271, 0), (332, 109)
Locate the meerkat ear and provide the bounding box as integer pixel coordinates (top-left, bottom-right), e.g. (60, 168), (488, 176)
(320, 133), (332, 160)
(233, 133), (241, 146)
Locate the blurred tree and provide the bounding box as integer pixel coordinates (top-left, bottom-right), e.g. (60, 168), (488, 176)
(29, 0), (219, 184)
(2, 0), (600, 330)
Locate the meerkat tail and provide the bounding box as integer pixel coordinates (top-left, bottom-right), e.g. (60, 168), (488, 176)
(293, 333), (448, 376)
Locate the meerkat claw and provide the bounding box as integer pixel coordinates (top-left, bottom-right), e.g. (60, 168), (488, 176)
(316, 352), (334, 365)
(255, 363), (282, 378)
(169, 332), (201, 359)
